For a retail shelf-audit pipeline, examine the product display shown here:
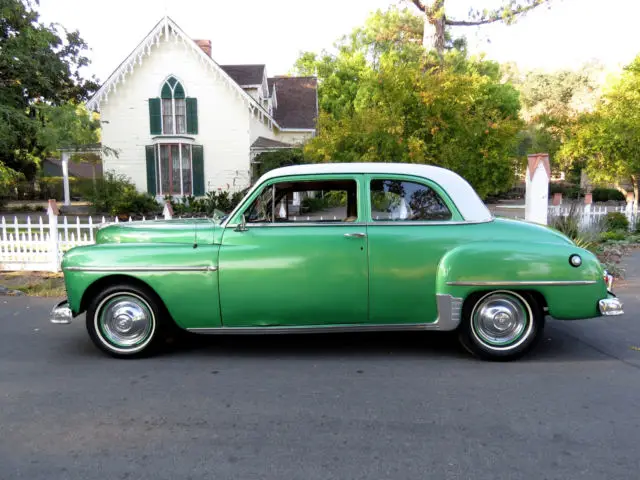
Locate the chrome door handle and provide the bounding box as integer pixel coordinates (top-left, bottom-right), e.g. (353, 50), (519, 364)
(344, 232), (367, 238)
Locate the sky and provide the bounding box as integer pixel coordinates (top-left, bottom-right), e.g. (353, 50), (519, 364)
(37, 0), (640, 83)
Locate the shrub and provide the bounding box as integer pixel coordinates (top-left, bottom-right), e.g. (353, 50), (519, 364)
(549, 203), (581, 239)
(301, 196), (329, 213)
(83, 171), (160, 216)
(549, 182), (582, 199)
(604, 212), (629, 232)
(592, 188), (625, 203)
(165, 189), (244, 217)
(600, 230), (627, 242)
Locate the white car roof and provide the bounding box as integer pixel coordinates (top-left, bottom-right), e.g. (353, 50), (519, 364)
(257, 163), (492, 223)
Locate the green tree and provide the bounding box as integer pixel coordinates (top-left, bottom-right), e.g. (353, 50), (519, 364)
(253, 149), (305, 180)
(506, 62), (605, 170)
(408, 0), (552, 55)
(0, 0), (98, 176)
(0, 160), (23, 193)
(297, 8), (523, 198)
(559, 57), (640, 209)
(36, 102), (114, 185)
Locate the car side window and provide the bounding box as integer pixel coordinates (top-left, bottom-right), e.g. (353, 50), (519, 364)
(244, 179), (359, 224)
(370, 179), (452, 221)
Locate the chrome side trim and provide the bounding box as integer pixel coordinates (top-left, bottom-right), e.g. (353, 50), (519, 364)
(188, 294), (463, 335)
(63, 266), (217, 273)
(50, 300), (73, 325)
(446, 280), (597, 287)
(189, 324), (437, 334)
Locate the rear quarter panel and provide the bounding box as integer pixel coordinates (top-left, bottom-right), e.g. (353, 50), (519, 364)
(436, 241), (607, 319)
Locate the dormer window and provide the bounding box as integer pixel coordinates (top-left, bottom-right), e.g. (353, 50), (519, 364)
(148, 76), (198, 135)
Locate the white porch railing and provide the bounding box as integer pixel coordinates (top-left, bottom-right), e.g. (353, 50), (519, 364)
(0, 201), (169, 272)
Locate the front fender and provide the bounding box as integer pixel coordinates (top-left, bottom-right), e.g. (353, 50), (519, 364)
(61, 243), (221, 329)
(436, 241), (608, 320)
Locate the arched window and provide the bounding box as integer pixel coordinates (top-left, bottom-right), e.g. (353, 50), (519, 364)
(148, 77), (198, 136)
(161, 76), (186, 134)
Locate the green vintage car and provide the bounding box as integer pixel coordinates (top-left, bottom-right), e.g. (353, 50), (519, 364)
(51, 163), (623, 360)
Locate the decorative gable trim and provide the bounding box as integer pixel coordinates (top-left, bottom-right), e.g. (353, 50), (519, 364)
(86, 16), (281, 130)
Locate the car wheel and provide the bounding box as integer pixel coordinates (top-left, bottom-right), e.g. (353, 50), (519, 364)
(86, 283), (167, 358)
(458, 290), (544, 361)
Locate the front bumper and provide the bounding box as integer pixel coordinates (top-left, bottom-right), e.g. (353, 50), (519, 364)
(50, 300), (73, 324)
(598, 296), (624, 316)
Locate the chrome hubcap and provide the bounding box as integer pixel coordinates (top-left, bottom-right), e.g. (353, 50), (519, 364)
(472, 293), (529, 347)
(99, 295), (153, 349)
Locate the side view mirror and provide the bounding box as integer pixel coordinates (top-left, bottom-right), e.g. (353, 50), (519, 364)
(235, 214), (248, 232)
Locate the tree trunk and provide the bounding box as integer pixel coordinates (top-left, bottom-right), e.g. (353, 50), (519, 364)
(614, 182), (628, 198)
(632, 174), (639, 212)
(422, 0), (446, 56)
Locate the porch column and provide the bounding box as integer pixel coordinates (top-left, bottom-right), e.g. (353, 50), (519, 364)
(61, 151), (71, 206)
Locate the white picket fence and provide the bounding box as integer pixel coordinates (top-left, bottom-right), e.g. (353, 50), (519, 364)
(548, 204), (638, 231)
(1, 201), (637, 272)
(0, 212), (162, 272)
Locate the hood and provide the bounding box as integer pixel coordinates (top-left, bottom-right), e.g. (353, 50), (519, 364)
(95, 218), (219, 245)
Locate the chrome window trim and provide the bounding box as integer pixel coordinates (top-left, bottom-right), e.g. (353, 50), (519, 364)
(63, 266), (217, 273)
(446, 280), (597, 286)
(228, 175), (363, 228)
(365, 219), (493, 226)
(227, 222), (366, 228)
(366, 174), (460, 222)
(226, 219), (493, 229)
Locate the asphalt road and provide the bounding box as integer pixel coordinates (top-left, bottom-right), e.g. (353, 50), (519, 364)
(1, 254), (640, 480)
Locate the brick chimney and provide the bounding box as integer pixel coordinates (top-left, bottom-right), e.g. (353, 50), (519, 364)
(194, 39), (212, 57)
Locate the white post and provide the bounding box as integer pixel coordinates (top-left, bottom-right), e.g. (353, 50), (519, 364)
(525, 153), (551, 225)
(61, 151), (71, 207)
(163, 202), (173, 220)
(582, 193), (593, 230)
(47, 200), (60, 272)
(626, 192), (635, 231)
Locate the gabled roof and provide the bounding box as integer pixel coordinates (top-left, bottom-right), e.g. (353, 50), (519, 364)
(85, 17), (318, 132)
(251, 137), (293, 150)
(220, 65), (265, 87)
(85, 17), (280, 128)
(269, 77), (318, 130)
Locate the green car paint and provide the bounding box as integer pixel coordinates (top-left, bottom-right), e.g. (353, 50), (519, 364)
(60, 168), (610, 332)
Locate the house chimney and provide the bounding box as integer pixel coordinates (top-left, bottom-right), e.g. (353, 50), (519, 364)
(195, 39), (212, 57)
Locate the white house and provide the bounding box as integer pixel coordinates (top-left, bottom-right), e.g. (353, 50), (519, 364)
(86, 16), (318, 198)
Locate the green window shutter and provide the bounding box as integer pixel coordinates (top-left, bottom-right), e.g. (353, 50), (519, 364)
(192, 145), (205, 196)
(186, 97), (198, 134)
(145, 145), (157, 195)
(148, 98), (162, 135)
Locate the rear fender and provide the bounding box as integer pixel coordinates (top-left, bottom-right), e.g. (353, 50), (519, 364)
(436, 241), (607, 319)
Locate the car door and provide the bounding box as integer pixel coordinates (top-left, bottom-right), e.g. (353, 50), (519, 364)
(365, 174), (466, 325)
(218, 174), (369, 327)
